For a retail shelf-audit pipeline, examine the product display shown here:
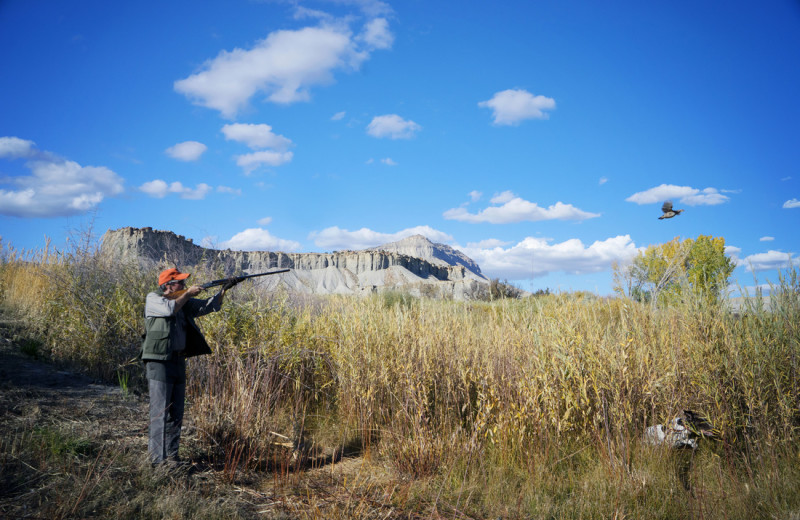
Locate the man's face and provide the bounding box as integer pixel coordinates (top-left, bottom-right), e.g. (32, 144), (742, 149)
(163, 279), (185, 296)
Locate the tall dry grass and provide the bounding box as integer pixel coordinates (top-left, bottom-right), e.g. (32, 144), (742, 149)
(1, 236), (798, 518)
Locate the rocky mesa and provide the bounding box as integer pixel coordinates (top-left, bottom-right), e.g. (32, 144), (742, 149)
(101, 227), (490, 300)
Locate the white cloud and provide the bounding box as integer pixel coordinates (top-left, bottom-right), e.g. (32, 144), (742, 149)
(468, 190), (482, 202)
(293, 6), (334, 21)
(174, 20), (391, 118)
(626, 184), (730, 206)
(0, 145), (124, 218)
(0, 137), (36, 159)
(235, 151), (294, 174)
(331, 111), (346, 121)
(467, 238), (511, 249)
(309, 225), (452, 250)
(759, 236), (775, 242)
(220, 228), (301, 252)
(257, 217), (273, 226)
(358, 18), (393, 49)
(139, 180), (172, 198)
(443, 191), (600, 223)
(781, 176), (792, 181)
(179, 183), (213, 200)
(478, 89), (556, 126)
(139, 180), (213, 200)
(295, 1), (392, 19)
(458, 235), (640, 280)
(352, 0), (393, 18)
(380, 158), (397, 166)
(367, 114), (421, 139)
(682, 188), (730, 206)
(221, 123), (293, 174)
(741, 250), (796, 272)
(221, 123), (292, 151)
(217, 186), (242, 196)
(165, 141), (207, 161)
(783, 198), (800, 209)
(626, 184), (696, 204)
(599, 177), (608, 185)
(491, 191), (515, 204)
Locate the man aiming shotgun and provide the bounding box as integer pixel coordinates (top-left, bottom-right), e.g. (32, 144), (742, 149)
(164, 269), (290, 299)
(141, 267), (288, 468)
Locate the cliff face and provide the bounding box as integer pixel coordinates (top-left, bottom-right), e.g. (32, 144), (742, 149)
(100, 227), (490, 300)
(366, 234), (484, 279)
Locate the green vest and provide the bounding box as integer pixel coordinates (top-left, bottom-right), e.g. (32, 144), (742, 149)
(140, 314), (212, 361)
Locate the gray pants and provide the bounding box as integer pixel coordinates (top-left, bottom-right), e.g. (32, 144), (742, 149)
(148, 379), (185, 464)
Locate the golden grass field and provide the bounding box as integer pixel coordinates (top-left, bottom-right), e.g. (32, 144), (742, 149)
(1, 239), (798, 519)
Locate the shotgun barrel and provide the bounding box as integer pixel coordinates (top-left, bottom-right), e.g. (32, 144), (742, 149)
(167, 268), (290, 299)
(200, 269), (291, 289)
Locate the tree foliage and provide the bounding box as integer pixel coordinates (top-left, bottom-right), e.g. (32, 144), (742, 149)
(614, 235), (734, 305)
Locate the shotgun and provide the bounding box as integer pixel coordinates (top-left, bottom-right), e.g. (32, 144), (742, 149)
(166, 268), (290, 299)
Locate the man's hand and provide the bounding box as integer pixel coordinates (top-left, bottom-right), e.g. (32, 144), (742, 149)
(186, 285), (203, 297)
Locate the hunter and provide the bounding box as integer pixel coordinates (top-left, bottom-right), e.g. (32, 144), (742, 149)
(141, 268), (234, 467)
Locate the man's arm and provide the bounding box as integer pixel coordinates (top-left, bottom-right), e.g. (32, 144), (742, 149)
(172, 285), (203, 313)
(181, 288), (226, 318)
(146, 286), (203, 317)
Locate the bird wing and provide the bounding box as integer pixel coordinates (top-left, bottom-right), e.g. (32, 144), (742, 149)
(662, 200), (674, 214)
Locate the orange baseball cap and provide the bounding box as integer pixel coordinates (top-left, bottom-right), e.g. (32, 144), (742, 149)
(158, 268), (191, 286)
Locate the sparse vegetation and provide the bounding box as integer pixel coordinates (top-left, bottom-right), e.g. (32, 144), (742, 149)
(489, 277), (524, 299)
(1, 234), (799, 518)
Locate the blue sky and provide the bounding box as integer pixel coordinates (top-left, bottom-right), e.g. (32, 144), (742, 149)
(1, 0), (798, 295)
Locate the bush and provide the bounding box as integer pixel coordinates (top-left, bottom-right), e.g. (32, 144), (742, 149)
(489, 278), (523, 299)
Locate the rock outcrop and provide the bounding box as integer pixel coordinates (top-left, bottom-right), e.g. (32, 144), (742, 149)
(101, 227), (490, 300)
(366, 234), (485, 280)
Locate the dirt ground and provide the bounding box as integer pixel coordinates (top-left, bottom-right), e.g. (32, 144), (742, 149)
(0, 317), (423, 519)
(0, 332), (145, 450)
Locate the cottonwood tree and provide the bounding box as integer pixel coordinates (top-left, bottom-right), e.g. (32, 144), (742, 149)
(614, 235), (734, 306)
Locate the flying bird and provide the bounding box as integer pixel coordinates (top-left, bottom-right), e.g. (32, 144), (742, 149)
(659, 200), (683, 219)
